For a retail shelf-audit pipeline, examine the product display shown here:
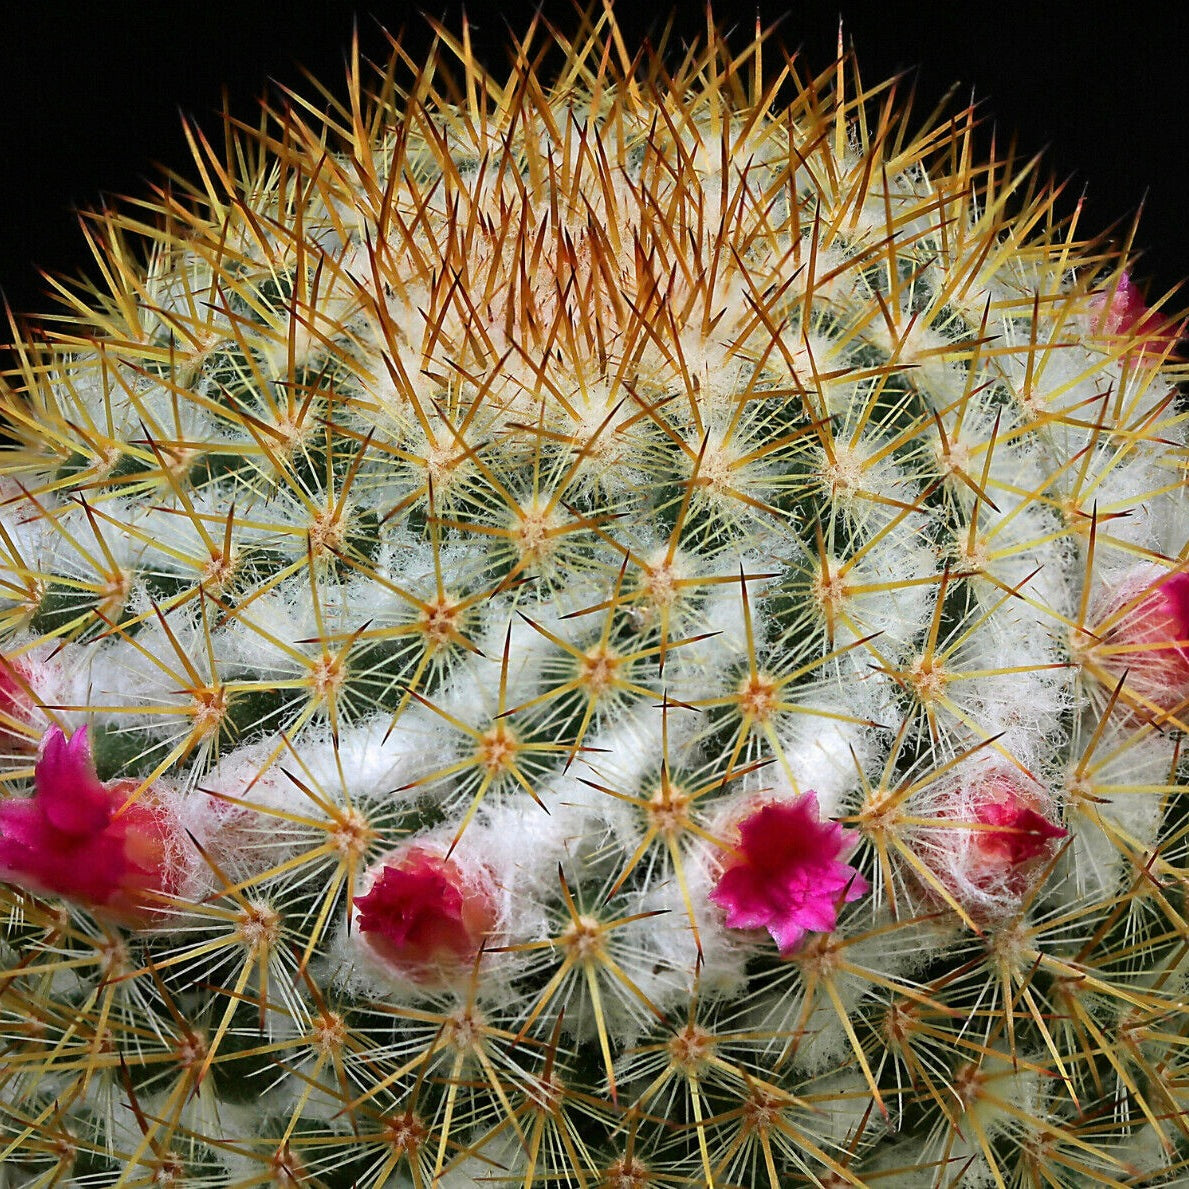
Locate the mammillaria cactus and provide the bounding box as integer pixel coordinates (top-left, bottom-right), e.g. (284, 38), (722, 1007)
(1, 5), (1187, 1185)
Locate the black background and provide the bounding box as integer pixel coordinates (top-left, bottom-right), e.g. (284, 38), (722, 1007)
(1, 1), (1186, 331)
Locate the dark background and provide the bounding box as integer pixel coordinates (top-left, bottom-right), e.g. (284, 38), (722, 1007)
(1, 1), (1186, 333)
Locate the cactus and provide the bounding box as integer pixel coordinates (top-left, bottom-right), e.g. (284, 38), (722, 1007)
(1, 7), (1188, 1185)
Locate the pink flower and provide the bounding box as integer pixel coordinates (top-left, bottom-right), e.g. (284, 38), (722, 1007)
(1088, 272), (1182, 363)
(709, 793), (869, 955)
(355, 847), (497, 980)
(1086, 567), (1189, 713)
(0, 726), (180, 923)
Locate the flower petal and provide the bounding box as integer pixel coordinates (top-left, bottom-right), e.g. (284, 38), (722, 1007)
(36, 727), (111, 837)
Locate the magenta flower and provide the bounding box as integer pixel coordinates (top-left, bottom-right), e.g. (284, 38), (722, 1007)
(709, 793), (869, 955)
(0, 726), (180, 923)
(355, 847), (497, 980)
(1088, 272), (1182, 362)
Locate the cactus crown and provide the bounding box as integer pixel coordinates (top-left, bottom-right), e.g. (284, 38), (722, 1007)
(2, 7), (1188, 1186)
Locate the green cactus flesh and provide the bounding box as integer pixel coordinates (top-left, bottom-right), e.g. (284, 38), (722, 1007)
(2, 10), (1189, 1187)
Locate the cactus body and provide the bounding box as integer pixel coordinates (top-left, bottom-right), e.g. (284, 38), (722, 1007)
(2, 11), (1188, 1186)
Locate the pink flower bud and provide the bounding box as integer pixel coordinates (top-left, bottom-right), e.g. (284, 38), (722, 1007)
(1086, 566), (1189, 714)
(709, 793), (869, 956)
(965, 787), (1067, 882)
(0, 726), (182, 924)
(923, 768), (1066, 917)
(354, 846), (497, 981)
(0, 655), (40, 752)
(1088, 272), (1182, 363)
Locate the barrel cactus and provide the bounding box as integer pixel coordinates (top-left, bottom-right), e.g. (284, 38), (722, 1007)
(1, 7), (1187, 1186)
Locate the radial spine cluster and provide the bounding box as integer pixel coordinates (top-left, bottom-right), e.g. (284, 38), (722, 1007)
(2, 6), (1188, 1186)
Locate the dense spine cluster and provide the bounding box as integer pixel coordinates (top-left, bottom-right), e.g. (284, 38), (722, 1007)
(1, 8), (1188, 1185)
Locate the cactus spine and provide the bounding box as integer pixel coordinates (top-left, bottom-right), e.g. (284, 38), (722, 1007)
(2, 8), (1188, 1186)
